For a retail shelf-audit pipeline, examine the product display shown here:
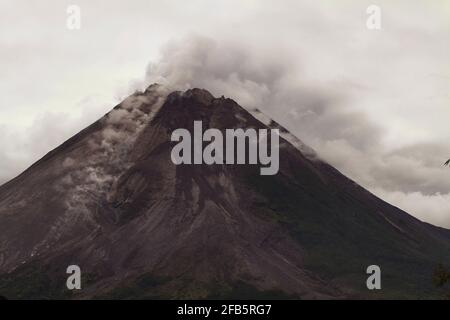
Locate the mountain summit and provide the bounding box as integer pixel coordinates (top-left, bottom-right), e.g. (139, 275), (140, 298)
(0, 85), (449, 299)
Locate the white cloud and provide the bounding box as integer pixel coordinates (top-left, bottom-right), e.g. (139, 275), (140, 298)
(372, 188), (450, 228)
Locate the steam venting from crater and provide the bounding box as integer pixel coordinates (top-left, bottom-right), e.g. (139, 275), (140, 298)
(144, 35), (450, 228)
(58, 87), (169, 217)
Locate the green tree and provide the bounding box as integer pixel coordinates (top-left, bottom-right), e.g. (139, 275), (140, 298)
(433, 263), (450, 299)
(433, 263), (450, 287)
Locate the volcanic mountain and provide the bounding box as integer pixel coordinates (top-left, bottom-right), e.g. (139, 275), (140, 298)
(0, 84), (449, 299)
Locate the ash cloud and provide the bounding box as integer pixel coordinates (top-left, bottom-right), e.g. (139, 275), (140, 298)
(0, 108), (103, 184)
(146, 35), (450, 227)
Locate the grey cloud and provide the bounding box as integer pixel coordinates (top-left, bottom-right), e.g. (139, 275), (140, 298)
(146, 35), (382, 151)
(0, 101), (108, 185)
(145, 34), (450, 226)
(371, 143), (450, 195)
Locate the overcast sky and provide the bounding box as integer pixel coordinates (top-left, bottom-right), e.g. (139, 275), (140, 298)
(1, 0), (450, 227)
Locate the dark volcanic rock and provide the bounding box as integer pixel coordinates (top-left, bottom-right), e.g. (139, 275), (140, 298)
(0, 84), (450, 299)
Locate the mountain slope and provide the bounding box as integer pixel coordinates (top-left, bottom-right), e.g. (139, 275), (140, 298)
(0, 84), (449, 299)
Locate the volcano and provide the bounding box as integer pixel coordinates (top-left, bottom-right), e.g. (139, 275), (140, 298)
(0, 84), (449, 299)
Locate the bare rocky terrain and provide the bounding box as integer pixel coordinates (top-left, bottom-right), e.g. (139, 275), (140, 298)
(1, 84), (450, 299)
